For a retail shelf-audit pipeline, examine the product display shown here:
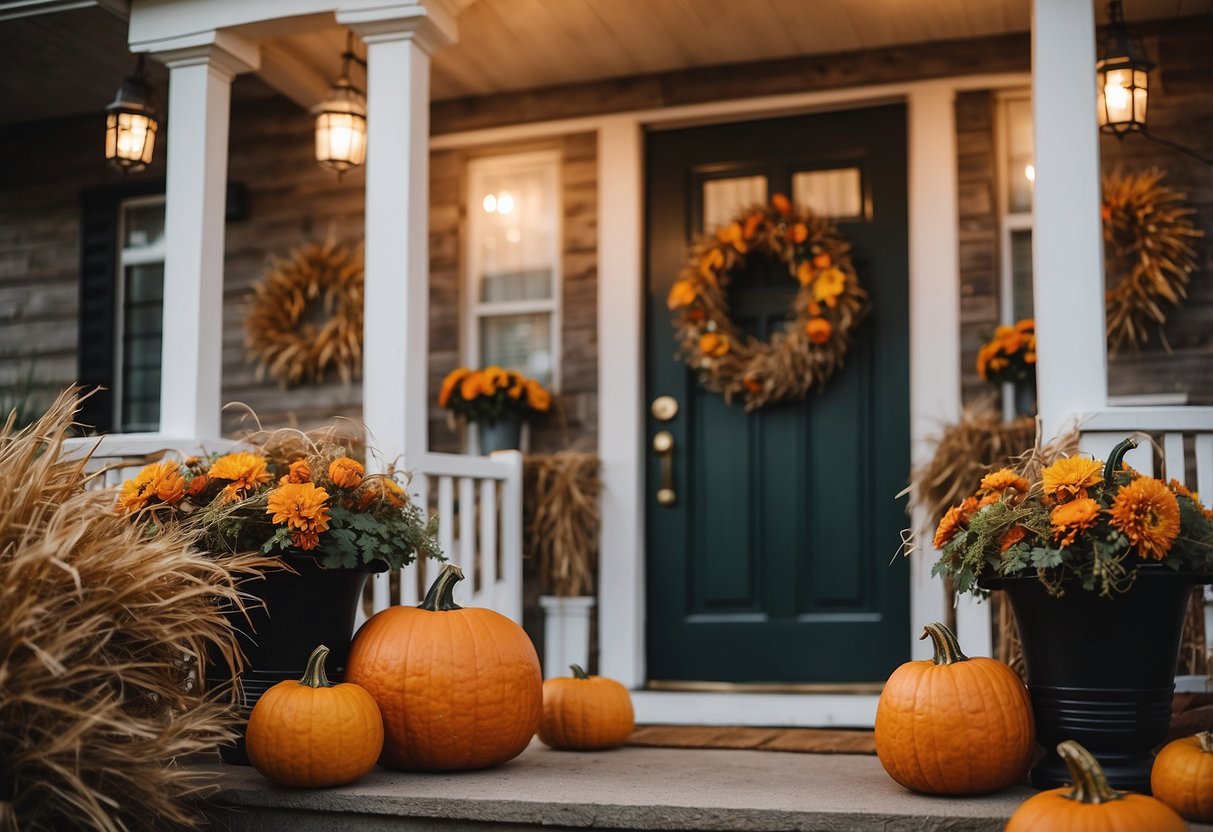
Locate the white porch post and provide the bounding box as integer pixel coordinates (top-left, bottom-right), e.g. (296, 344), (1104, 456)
(154, 37), (257, 439)
(1031, 0), (1108, 441)
(340, 2), (457, 471)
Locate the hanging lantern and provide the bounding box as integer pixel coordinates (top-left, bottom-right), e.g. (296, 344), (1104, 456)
(314, 32), (367, 176)
(105, 55), (159, 172)
(1095, 0), (1153, 135)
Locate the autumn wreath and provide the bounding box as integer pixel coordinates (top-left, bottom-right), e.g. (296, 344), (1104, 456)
(245, 238), (364, 387)
(1103, 169), (1202, 353)
(666, 194), (870, 409)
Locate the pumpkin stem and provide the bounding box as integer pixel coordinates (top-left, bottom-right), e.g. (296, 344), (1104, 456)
(1103, 436), (1139, 483)
(570, 664), (589, 680)
(1058, 740), (1122, 804)
(419, 563), (464, 611)
(1199, 731), (1213, 754)
(300, 645), (333, 688)
(919, 622), (968, 665)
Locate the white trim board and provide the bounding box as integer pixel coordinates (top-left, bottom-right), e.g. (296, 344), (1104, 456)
(434, 72), (1030, 725)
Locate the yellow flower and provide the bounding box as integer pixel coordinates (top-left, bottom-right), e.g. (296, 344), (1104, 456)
(438, 368), (470, 407)
(328, 457), (365, 489)
(805, 317), (832, 345)
(699, 332), (730, 358)
(526, 379), (552, 413)
(207, 452), (272, 503)
(1050, 497), (1100, 547)
(979, 468), (1031, 499)
(812, 267), (846, 308)
(118, 461), (185, 513)
(796, 261), (815, 287)
(667, 279), (697, 310)
(279, 458), (310, 485)
(1108, 477), (1181, 561)
(717, 221), (747, 253)
(698, 248), (725, 282)
(1041, 456), (1104, 503)
(266, 482), (331, 551)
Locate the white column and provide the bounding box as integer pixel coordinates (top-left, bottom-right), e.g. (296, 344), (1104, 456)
(340, 3), (456, 471)
(596, 116), (645, 688)
(1032, 0), (1108, 441)
(907, 83), (961, 660)
(155, 41), (255, 440)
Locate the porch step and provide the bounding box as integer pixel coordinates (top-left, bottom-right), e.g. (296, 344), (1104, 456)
(197, 740), (1213, 832)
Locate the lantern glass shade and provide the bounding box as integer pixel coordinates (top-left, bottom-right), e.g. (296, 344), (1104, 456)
(105, 67), (159, 172)
(313, 81), (367, 174)
(1095, 2), (1153, 136)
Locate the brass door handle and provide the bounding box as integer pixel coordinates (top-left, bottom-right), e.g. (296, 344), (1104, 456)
(653, 431), (676, 507)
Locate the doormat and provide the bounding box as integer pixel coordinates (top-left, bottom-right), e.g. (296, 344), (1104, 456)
(628, 725), (876, 755)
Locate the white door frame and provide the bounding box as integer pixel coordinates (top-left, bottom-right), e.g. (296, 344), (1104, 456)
(433, 71), (1031, 725)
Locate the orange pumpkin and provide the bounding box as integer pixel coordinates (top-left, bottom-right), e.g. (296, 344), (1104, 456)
(1007, 740), (1187, 831)
(1151, 731), (1213, 822)
(347, 564), (542, 771)
(246, 644), (384, 788)
(538, 664), (635, 751)
(874, 621), (1034, 794)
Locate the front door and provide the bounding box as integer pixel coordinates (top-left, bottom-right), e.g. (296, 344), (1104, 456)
(645, 105), (910, 685)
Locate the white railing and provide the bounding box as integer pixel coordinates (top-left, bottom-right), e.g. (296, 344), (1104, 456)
(60, 436), (525, 627)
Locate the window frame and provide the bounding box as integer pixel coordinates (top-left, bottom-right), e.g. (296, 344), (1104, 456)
(114, 193), (167, 433)
(463, 149), (563, 392)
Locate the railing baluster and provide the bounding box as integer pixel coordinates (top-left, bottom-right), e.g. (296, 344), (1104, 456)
(1196, 434), (1213, 510)
(459, 476), (477, 603)
(1163, 432), (1185, 484)
(480, 478), (497, 599)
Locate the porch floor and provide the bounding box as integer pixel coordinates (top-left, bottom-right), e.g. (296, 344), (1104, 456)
(197, 739), (1213, 832)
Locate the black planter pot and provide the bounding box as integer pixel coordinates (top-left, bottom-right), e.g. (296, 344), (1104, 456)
(985, 565), (1208, 793)
(205, 556), (377, 765)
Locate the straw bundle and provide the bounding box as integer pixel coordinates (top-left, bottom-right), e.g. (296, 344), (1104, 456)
(0, 392), (269, 831)
(526, 452), (600, 597)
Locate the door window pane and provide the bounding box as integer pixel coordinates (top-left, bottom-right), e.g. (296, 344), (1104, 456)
(702, 175), (767, 232)
(1011, 229), (1034, 321)
(480, 313), (553, 386)
(117, 196), (165, 433)
(1004, 97), (1034, 214)
(792, 168), (863, 219)
(123, 201), (165, 250)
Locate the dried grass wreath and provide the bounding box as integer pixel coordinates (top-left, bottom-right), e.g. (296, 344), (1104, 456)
(246, 238), (364, 387)
(1103, 169), (1203, 353)
(666, 195), (870, 410)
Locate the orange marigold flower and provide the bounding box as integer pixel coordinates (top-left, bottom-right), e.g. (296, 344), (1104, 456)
(118, 461), (185, 513)
(186, 474), (209, 499)
(790, 223), (808, 244)
(812, 252), (832, 270)
(699, 332), (730, 358)
(438, 368), (470, 407)
(1014, 318), (1035, 334)
(208, 452), (272, 503)
(460, 371), (491, 401)
(1041, 456), (1104, 503)
(956, 495), (981, 524)
(980, 468), (1031, 498)
(999, 525), (1027, 553)
(813, 267), (846, 308)
(1168, 478), (1193, 499)
(526, 379), (552, 413)
(266, 482), (331, 552)
(805, 317), (832, 345)
(329, 457), (365, 489)
(1108, 476), (1181, 561)
(699, 248), (725, 282)
(717, 221), (747, 253)
(484, 366), (511, 389)
(359, 476), (406, 510)
(743, 212), (763, 240)
(771, 193), (792, 216)
(933, 504), (965, 549)
(667, 279), (697, 310)
(279, 458), (310, 485)
(796, 261), (815, 287)
(1050, 497), (1101, 548)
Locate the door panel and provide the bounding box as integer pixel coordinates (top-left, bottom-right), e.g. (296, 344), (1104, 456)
(644, 104), (911, 684)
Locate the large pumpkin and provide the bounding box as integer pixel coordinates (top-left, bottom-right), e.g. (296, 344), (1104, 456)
(1007, 740), (1187, 831)
(246, 644), (384, 788)
(874, 621), (1034, 794)
(1151, 731), (1213, 822)
(538, 664), (635, 751)
(347, 564), (542, 770)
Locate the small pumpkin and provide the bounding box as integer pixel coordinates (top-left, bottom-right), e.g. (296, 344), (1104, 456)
(246, 644), (384, 788)
(538, 664), (635, 751)
(1151, 731), (1213, 822)
(874, 621), (1034, 794)
(347, 563), (542, 771)
(1006, 740), (1187, 831)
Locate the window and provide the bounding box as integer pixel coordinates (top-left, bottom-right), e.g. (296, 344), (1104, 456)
(996, 91), (1035, 418)
(465, 151), (561, 388)
(114, 196), (166, 431)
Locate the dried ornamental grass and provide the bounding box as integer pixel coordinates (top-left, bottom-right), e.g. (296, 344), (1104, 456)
(0, 393), (271, 832)
(527, 452), (601, 597)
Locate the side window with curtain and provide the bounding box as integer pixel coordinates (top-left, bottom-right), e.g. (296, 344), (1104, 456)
(78, 184), (165, 433)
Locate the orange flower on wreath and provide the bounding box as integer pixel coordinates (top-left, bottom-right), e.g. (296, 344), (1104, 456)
(208, 452), (272, 503)
(805, 318), (832, 345)
(118, 461), (186, 513)
(1050, 497), (1100, 547)
(790, 223), (808, 244)
(667, 279), (697, 310)
(813, 267), (847, 308)
(1041, 456), (1104, 503)
(186, 474), (209, 499)
(279, 458), (311, 485)
(438, 368), (470, 407)
(699, 248), (725, 282)
(771, 193), (792, 216)
(717, 221), (747, 253)
(1108, 476), (1181, 561)
(699, 332), (730, 358)
(329, 457), (364, 489)
(266, 482), (332, 551)
(812, 252), (832, 270)
(796, 261), (816, 287)
(743, 375), (764, 395)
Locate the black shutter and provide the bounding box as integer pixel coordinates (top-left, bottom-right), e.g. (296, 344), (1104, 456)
(77, 179), (164, 434)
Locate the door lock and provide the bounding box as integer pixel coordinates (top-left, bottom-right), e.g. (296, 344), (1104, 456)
(653, 430), (676, 507)
(651, 395), (679, 422)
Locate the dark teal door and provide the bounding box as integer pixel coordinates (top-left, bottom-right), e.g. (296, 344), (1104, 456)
(645, 105), (910, 684)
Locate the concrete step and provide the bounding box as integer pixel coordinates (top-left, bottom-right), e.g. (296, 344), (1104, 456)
(200, 740), (1213, 832)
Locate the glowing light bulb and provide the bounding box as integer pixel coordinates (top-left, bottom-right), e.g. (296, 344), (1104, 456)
(483, 194), (497, 213)
(497, 191), (516, 214)
(1024, 164), (1036, 183)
